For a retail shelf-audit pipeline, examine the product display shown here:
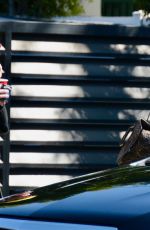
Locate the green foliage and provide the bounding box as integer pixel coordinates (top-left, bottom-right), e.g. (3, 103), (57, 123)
(134, 0), (150, 15)
(13, 0), (92, 18)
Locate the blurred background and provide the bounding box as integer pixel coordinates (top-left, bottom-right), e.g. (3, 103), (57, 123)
(0, 0), (149, 19)
(0, 0), (150, 196)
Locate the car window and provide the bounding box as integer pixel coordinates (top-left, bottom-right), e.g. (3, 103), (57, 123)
(0, 218), (118, 230)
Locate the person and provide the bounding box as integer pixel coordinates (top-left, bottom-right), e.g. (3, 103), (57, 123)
(0, 63), (11, 139)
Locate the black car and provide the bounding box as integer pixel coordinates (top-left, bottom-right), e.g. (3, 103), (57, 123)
(0, 166), (150, 230)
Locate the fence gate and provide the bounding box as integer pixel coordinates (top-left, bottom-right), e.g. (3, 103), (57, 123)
(0, 20), (150, 195)
(102, 0), (134, 16)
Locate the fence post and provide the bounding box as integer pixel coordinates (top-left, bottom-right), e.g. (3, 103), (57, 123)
(1, 28), (12, 196)
(8, 0), (14, 17)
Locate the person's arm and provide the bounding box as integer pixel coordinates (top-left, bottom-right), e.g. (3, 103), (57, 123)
(0, 63), (11, 139)
(0, 105), (9, 138)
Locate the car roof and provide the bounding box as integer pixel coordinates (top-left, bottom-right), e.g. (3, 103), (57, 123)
(0, 166), (150, 229)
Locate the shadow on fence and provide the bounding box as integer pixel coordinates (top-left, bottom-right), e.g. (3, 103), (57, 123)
(0, 20), (150, 195)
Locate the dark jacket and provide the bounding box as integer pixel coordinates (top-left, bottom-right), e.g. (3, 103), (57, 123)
(0, 106), (9, 138)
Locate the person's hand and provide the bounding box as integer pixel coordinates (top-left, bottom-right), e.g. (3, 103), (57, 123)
(0, 86), (11, 106)
(0, 63), (11, 106)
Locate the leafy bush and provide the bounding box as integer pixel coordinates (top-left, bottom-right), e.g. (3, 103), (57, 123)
(8, 0), (92, 18)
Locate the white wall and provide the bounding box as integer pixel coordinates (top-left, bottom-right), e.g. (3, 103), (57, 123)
(52, 11), (142, 27)
(81, 0), (101, 16)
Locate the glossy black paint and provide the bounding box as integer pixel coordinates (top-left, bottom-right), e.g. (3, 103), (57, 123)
(1, 166), (150, 230)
